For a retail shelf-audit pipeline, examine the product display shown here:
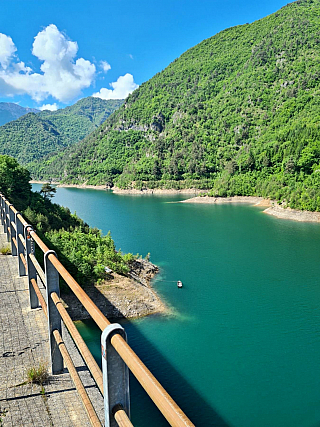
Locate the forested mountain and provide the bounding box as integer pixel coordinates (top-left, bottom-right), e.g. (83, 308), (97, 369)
(0, 97), (123, 165)
(33, 0), (320, 211)
(0, 103), (39, 126)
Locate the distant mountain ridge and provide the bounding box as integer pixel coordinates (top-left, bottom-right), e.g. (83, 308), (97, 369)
(0, 103), (39, 126)
(0, 97), (123, 165)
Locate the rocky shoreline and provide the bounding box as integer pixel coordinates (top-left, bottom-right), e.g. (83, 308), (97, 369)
(30, 180), (204, 195)
(180, 195), (271, 206)
(264, 205), (320, 222)
(30, 180), (107, 190)
(112, 187), (203, 195)
(181, 196), (320, 223)
(61, 258), (167, 321)
(30, 181), (320, 223)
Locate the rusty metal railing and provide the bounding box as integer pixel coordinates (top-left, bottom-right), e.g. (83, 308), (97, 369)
(0, 193), (194, 427)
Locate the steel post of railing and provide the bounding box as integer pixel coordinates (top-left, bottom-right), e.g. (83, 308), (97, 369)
(101, 324), (130, 427)
(9, 206), (17, 256)
(45, 249), (64, 374)
(0, 195), (4, 226)
(25, 224), (39, 309)
(16, 212), (26, 276)
(0, 199), (4, 228)
(5, 202), (10, 242)
(2, 199), (8, 235)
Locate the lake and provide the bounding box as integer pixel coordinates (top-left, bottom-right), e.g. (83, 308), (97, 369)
(32, 184), (320, 427)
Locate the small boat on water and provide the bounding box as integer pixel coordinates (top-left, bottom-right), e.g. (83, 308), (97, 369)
(177, 280), (183, 288)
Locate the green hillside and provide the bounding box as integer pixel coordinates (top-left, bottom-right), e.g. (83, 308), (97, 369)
(33, 0), (320, 211)
(0, 97), (123, 165)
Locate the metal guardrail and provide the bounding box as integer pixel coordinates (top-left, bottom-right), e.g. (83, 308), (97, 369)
(0, 193), (194, 427)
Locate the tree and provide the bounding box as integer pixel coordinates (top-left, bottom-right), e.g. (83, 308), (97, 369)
(40, 183), (56, 200)
(0, 155), (31, 209)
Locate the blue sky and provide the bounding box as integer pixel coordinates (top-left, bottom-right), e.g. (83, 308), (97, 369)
(0, 0), (290, 110)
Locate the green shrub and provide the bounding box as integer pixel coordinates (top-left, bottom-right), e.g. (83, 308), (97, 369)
(0, 245), (11, 255)
(26, 361), (49, 385)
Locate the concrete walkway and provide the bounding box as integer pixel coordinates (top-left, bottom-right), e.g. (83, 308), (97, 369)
(0, 227), (104, 426)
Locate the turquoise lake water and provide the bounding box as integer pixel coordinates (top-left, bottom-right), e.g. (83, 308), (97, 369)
(32, 184), (320, 426)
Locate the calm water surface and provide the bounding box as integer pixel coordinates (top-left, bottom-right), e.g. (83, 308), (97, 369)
(33, 184), (320, 427)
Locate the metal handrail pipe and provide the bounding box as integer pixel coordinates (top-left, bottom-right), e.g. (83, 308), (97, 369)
(46, 253), (194, 427)
(17, 213), (28, 227)
(53, 329), (102, 427)
(50, 291), (104, 394)
(112, 404), (134, 427)
(7, 202), (18, 215)
(29, 253), (46, 286)
(30, 280), (102, 426)
(30, 278), (48, 317)
(110, 335), (194, 427)
(30, 272), (104, 416)
(29, 230), (50, 253)
(10, 221), (17, 231)
(47, 252), (111, 330)
(20, 253), (27, 270)
(12, 237), (17, 249)
(18, 233), (26, 249)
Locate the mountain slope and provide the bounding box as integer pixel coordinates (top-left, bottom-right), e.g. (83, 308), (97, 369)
(32, 0), (320, 210)
(0, 103), (39, 126)
(0, 97), (123, 165)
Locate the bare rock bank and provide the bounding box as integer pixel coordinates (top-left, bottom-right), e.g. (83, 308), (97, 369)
(112, 187), (204, 195)
(61, 259), (166, 321)
(181, 196), (320, 223)
(264, 205), (320, 222)
(180, 196), (271, 206)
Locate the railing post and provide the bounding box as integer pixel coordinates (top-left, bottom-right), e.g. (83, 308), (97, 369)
(25, 225), (39, 309)
(101, 324), (130, 427)
(45, 250), (63, 374)
(5, 202), (10, 242)
(1, 198), (7, 233)
(0, 195), (4, 226)
(9, 205), (17, 256)
(16, 213), (26, 276)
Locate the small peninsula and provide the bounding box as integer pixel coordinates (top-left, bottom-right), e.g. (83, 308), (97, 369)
(181, 196), (320, 223)
(62, 258), (167, 321)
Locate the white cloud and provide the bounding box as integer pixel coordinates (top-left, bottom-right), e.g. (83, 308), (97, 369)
(39, 103), (58, 111)
(0, 25), (96, 102)
(32, 25), (78, 64)
(100, 60), (111, 72)
(92, 73), (138, 100)
(14, 61), (32, 74)
(0, 33), (16, 69)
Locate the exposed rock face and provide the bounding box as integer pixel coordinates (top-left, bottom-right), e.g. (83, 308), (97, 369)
(128, 258), (159, 286)
(62, 259), (166, 321)
(150, 113), (165, 132)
